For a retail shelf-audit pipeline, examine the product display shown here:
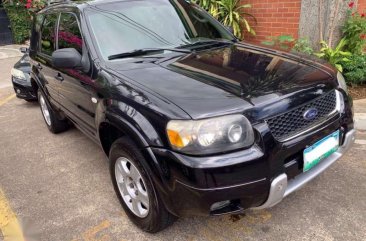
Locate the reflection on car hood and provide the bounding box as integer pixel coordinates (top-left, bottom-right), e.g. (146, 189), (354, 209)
(111, 43), (338, 119)
(14, 54), (31, 74)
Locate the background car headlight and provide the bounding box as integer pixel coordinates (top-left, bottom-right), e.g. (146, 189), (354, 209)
(11, 68), (26, 81)
(337, 72), (348, 93)
(166, 115), (254, 155)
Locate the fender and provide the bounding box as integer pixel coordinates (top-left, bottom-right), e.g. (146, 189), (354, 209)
(30, 71), (53, 107)
(96, 99), (164, 149)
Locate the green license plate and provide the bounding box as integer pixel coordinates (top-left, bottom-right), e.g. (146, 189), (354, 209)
(303, 130), (340, 172)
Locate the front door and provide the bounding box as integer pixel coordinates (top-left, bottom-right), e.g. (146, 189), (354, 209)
(55, 12), (97, 136)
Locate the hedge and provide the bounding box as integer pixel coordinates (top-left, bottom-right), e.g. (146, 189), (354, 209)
(3, 4), (32, 44)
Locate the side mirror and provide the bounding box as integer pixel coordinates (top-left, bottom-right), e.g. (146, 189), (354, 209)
(20, 47), (28, 53)
(52, 48), (82, 69)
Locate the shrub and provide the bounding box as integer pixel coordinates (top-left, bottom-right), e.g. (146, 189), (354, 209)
(3, 0), (46, 44)
(194, 0), (256, 39)
(3, 4), (31, 44)
(343, 3), (366, 54)
(342, 55), (366, 85)
(261, 35), (295, 50)
(314, 38), (352, 72)
(261, 36), (314, 56)
(293, 38), (314, 55)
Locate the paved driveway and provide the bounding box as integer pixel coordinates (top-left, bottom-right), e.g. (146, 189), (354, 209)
(0, 51), (366, 241)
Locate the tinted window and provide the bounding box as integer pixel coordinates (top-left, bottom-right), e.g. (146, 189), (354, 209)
(58, 13), (83, 54)
(86, 0), (234, 59)
(40, 14), (58, 56)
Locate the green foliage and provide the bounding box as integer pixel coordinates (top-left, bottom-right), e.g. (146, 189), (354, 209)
(194, 0), (256, 39)
(342, 12), (366, 55)
(261, 35), (295, 50)
(293, 38), (314, 55)
(314, 38), (352, 72)
(3, 4), (32, 44)
(342, 54), (366, 85)
(261, 36), (314, 56)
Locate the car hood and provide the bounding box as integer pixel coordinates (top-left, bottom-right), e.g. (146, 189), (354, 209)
(109, 43), (338, 120)
(14, 54), (31, 73)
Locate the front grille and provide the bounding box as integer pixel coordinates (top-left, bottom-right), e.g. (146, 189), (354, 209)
(266, 90), (337, 141)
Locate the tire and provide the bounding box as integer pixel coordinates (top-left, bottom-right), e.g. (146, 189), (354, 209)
(38, 89), (69, 134)
(109, 137), (176, 233)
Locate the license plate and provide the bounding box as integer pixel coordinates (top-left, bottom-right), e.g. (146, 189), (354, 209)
(303, 130), (340, 172)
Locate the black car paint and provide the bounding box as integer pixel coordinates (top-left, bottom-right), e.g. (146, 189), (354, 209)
(11, 54), (37, 100)
(28, 1), (354, 217)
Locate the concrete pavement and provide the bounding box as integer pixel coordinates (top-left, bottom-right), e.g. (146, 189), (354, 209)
(0, 46), (366, 241)
(0, 45), (25, 89)
(354, 99), (366, 131)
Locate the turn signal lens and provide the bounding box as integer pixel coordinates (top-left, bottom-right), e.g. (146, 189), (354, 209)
(167, 130), (186, 148)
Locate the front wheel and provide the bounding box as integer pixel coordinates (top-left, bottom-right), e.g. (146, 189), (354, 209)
(38, 90), (68, 134)
(109, 137), (176, 233)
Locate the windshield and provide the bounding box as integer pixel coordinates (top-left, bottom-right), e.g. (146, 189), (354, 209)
(85, 0), (234, 60)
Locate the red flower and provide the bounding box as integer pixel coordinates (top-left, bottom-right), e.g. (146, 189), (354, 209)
(361, 34), (366, 40)
(349, 2), (355, 8)
(25, 2), (31, 8)
(362, 13), (366, 18)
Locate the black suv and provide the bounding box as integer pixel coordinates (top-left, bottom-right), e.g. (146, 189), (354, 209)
(29, 0), (355, 233)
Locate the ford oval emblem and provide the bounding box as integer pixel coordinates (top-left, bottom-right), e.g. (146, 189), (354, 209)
(303, 108), (318, 121)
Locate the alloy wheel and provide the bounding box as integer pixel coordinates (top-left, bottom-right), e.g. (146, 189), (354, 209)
(39, 95), (51, 126)
(115, 157), (150, 218)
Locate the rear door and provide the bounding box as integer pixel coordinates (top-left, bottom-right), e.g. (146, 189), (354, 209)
(34, 12), (61, 105)
(55, 12), (97, 136)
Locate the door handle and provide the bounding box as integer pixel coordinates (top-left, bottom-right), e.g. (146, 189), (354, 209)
(55, 73), (64, 82)
(35, 63), (42, 70)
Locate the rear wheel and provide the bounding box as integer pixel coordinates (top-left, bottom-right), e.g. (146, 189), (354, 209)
(109, 137), (176, 233)
(38, 90), (68, 134)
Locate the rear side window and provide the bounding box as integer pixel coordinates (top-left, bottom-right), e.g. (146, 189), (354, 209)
(58, 13), (83, 54)
(40, 14), (58, 56)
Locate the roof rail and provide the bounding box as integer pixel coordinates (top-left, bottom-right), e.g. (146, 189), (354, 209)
(47, 0), (71, 5)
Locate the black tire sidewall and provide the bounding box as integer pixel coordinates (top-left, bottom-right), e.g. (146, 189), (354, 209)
(37, 89), (68, 134)
(38, 90), (54, 131)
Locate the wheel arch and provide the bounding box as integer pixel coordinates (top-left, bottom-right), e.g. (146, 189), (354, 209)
(98, 118), (148, 157)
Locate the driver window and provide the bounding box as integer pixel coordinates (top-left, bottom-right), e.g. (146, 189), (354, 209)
(58, 13), (83, 54)
(40, 14), (58, 56)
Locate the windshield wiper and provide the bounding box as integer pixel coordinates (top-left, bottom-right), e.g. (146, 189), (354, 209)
(178, 39), (233, 49)
(108, 48), (192, 60)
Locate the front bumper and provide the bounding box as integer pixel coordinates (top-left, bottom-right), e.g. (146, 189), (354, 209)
(254, 129), (355, 209)
(148, 110), (354, 218)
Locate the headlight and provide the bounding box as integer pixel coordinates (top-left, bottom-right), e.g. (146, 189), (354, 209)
(337, 72), (347, 93)
(166, 115), (254, 155)
(11, 68), (26, 80)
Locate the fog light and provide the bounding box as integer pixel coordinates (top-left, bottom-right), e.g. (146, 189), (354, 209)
(210, 200), (231, 211)
(16, 89), (21, 94)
